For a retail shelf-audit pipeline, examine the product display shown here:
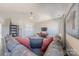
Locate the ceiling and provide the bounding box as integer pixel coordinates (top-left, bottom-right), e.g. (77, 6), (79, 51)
(0, 3), (72, 22)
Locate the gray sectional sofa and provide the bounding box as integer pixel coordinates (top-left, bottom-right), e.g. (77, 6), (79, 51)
(4, 35), (37, 56)
(3, 35), (64, 56)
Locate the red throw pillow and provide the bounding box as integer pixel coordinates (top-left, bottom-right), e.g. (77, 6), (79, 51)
(16, 36), (31, 49)
(37, 32), (48, 38)
(41, 37), (53, 54)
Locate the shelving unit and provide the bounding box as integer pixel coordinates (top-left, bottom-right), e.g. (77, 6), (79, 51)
(9, 24), (19, 37)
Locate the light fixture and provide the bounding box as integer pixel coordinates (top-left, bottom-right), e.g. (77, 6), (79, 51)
(29, 11), (34, 20)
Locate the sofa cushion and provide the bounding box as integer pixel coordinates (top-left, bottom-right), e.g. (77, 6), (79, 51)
(37, 32), (48, 38)
(30, 37), (43, 48)
(16, 36), (30, 49)
(41, 37), (53, 54)
(32, 49), (42, 56)
(5, 35), (19, 52)
(11, 44), (37, 56)
(5, 35), (37, 56)
(44, 40), (64, 56)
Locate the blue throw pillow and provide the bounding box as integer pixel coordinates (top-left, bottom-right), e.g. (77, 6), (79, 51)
(30, 37), (43, 48)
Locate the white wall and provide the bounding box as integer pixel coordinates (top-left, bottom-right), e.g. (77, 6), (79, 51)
(64, 4), (79, 55)
(2, 19), (34, 38)
(2, 15), (61, 38)
(0, 13), (34, 38)
(34, 19), (60, 36)
(17, 19), (34, 38)
(2, 18), (10, 37)
(0, 17), (4, 55)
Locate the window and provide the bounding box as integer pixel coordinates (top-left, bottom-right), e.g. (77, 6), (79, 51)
(25, 24), (34, 36)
